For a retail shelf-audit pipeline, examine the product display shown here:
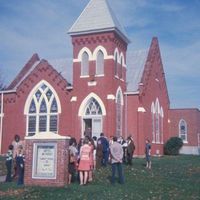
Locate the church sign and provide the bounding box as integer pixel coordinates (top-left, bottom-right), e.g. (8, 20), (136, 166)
(32, 143), (57, 179)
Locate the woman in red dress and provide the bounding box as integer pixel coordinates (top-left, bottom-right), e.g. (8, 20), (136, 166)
(78, 138), (91, 185)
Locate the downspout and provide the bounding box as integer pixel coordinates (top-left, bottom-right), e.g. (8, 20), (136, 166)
(0, 93), (4, 154)
(125, 93), (128, 138)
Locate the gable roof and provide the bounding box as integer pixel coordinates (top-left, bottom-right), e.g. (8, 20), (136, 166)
(7, 54), (40, 90)
(68, 0), (129, 43)
(126, 50), (149, 92)
(6, 55), (72, 90)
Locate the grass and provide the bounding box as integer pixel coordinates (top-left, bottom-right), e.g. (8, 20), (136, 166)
(0, 155), (200, 200)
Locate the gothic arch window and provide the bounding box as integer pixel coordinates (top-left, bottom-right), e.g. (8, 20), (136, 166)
(81, 52), (89, 76)
(151, 102), (155, 143)
(151, 98), (163, 144)
(155, 99), (160, 143)
(179, 119), (187, 142)
(85, 97), (102, 116)
(96, 50), (104, 75)
(116, 88), (123, 137)
(119, 57), (123, 79)
(114, 54), (118, 77)
(26, 82), (60, 136)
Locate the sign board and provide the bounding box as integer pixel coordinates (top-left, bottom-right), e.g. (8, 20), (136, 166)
(32, 143), (57, 179)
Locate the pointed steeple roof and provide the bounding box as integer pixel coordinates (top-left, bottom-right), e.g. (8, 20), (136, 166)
(68, 0), (130, 43)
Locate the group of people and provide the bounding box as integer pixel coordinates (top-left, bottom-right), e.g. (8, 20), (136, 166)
(4, 132), (152, 186)
(5, 134), (25, 185)
(68, 133), (137, 185)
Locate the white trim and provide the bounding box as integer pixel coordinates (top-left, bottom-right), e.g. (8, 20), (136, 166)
(77, 47), (93, 61)
(114, 48), (120, 62)
(0, 90), (16, 94)
(119, 52), (126, 67)
(124, 91), (139, 95)
(24, 80), (61, 136)
(70, 96), (77, 102)
(78, 92), (106, 116)
(107, 94), (115, 100)
(88, 81), (97, 86)
(80, 75), (90, 78)
(74, 46), (114, 62)
(138, 107), (146, 112)
(32, 142), (57, 180)
(25, 132), (70, 140)
(95, 74), (104, 77)
(93, 45), (108, 60)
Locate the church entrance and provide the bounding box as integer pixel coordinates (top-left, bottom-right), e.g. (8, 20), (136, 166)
(83, 117), (102, 138)
(82, 97), (103, 138)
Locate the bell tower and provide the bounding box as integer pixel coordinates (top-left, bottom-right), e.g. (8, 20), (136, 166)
(68, 0), (130, 138)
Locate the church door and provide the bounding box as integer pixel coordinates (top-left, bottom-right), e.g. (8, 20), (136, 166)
(82, 97), (103, 138)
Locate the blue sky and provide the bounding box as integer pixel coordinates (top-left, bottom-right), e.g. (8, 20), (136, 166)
(0, 0), (199, 109)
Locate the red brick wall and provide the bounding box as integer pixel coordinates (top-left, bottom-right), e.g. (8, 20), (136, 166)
(24, 139), (69, 187)
(169, 109), (200, 146)
(70, 31), (128, 140)
(1, 61), (72, 153)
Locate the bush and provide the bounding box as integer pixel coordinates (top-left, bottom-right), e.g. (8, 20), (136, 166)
(164, 137), (183, 155)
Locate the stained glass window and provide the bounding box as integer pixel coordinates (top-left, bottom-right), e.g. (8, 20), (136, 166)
(29, 99), (36, 113)
(40, 99), (47, 113)
(27, 83), (59, 136)
(179, 119), (187, 142)
(85, 98), (102, 115)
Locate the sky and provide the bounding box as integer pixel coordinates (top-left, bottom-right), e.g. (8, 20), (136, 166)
(0, 0), (199, 109)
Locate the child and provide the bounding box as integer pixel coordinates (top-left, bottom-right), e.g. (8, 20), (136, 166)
(5, 144), (14, 182)
(16, 146), (25, 185)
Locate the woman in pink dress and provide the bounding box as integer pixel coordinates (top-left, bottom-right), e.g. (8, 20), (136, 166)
(78, 138), (91, 185)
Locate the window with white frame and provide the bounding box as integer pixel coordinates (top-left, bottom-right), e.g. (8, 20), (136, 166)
(151, 102), (155, 143)
(116, 89), (123, 137)
(114, 54), (118, 77)
(179, 119), (187, 142)
(81, 52), (89, 76)
(151, 99), (164, 144)
(96, 50), (104, 75)
(119, 57), (123, 79)
(27, 83), (59, 136)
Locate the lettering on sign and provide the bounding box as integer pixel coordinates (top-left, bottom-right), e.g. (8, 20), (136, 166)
(32, 143), (57, 179)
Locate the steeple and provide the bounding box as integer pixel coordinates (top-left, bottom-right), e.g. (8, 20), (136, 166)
(68, 0), (129, 43)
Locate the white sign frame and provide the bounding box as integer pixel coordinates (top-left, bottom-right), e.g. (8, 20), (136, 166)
(32, 143), (57, 179)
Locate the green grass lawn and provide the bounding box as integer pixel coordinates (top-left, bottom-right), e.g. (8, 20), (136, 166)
(0, 155), (200, 200)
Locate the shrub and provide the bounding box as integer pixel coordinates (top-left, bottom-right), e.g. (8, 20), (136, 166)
(164, 137), (183, 155)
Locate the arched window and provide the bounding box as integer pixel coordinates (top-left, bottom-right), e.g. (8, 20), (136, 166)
(116, 89), (123, 137)
(155, 99), (160, 143)
(27, 83), (59, 136)
(96, 50), (104, 75)
(119, 57), (123, 79)
(85, 98), (102, 116)
(151, 102), (155, 143)
(81, 52), (89, 76)
(179, 119), (187, 142)
(114, 54), (118, 76)
(151, 99), (163, 144)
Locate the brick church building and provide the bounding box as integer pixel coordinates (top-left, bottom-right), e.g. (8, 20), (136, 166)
(0, 0), (199, 156)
